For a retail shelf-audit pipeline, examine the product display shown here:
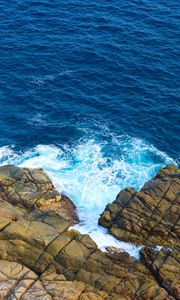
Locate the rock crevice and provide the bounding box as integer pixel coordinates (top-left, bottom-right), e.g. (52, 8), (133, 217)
(0, 164), (179, 299)
(99, 164), (180, 248)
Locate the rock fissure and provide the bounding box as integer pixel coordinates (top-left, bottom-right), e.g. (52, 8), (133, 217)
(0, 165), (179, 299)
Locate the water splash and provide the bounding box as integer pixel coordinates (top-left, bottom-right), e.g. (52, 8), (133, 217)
(0, 136), (174, 257)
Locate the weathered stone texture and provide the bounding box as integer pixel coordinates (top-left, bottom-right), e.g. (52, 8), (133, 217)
(99, 164), (180, 247)
(0, 165), (174, 299)
(141, 246), (180, 300)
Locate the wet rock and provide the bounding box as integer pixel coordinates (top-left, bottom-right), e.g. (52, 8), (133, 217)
(99, 164), (180, 247)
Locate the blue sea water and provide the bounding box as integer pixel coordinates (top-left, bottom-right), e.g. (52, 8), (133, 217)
(0, 0), (179, 255)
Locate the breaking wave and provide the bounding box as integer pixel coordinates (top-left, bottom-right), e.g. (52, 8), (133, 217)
(0, 135), (174, 257)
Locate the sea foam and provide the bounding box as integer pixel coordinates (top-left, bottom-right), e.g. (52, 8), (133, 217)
(0, 136), (174, 258)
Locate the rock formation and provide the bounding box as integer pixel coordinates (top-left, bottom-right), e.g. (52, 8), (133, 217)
(0, 165), (176, 299)
(0, 165), (78, 223)
(99, 164), (180, 247)
(141, 246), (180, 300)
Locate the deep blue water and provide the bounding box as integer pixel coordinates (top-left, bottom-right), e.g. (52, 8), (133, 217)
(0, 0), (179, 253)
(0, 0), (179, 157)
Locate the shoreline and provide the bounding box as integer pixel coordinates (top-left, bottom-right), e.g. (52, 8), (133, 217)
(0, 164), (178, 299)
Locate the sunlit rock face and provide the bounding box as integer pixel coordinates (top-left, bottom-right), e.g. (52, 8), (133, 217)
(141, 246), (180, 300)
(99, 164), (180, 248)
(0, 165), (176, 300)
(0, 165), (79, 223)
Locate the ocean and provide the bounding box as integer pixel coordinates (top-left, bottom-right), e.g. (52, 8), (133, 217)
(0, 0), (179, 256)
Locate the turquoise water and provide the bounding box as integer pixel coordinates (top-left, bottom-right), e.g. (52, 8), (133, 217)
(0, 135), (173, 256)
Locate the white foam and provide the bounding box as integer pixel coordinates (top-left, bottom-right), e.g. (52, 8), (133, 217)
(0, 146), (18, 164)
(73, 225), (142, 258)
(0, 137), (174, 258)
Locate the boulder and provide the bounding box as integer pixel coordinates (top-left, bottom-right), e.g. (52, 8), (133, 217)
(99, 164), (180, 247)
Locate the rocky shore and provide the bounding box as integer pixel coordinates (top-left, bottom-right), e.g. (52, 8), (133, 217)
(99, 165), (180, 248)
(0, 164), (179, 299)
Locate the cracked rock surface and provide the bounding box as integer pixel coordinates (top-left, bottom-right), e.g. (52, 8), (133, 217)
(141, 246), (180, 300)
(0, 165), (78, 223)
(0, 165), (178, 299)
(0, 260), (107, 300)
(99, 164), (180, 248)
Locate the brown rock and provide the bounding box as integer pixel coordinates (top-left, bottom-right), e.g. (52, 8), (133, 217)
(141, 246), (180, 300)
(0, 165), (176, 299)
(0, 260), (108, 300)
(99, 164), (180, 247)
(0, 165), (78, 224)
